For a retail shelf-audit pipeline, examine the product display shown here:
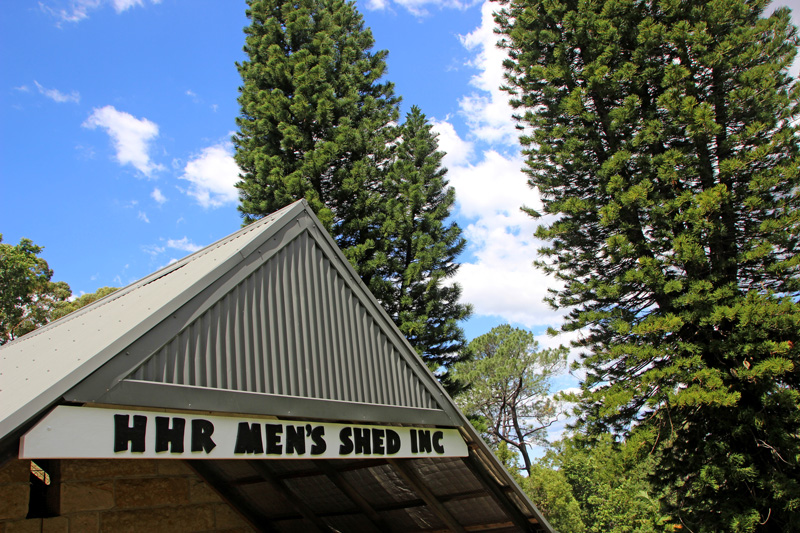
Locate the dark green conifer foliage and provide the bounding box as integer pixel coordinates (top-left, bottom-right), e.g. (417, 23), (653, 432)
(495, 0), (800, 529)
(375, 106), (471, 379)
(234, 0), (399, 281)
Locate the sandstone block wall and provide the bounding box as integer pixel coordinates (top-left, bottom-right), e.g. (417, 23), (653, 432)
(0, 458), (255, 533)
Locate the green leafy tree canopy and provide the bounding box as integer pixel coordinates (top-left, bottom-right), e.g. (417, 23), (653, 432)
(453, 324), (568, 476)
(0, 235), (70, 345)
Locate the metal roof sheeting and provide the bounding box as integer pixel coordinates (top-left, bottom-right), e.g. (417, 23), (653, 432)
(127, 231), (437, 410)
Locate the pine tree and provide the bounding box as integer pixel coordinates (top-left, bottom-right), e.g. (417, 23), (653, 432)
(496, 0), (800, 529)
(234, 0), (399, 281)
(374, 106), (471, 379)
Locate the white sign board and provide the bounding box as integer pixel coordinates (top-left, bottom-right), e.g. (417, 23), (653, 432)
(20, 406), (468, 460)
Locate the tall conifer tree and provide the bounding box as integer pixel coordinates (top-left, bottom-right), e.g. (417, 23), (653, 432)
(234, 3), (470, 383)
(374, 106), (471, 378)
(234, 0), (399, 281)
(496, 0), (800, 529)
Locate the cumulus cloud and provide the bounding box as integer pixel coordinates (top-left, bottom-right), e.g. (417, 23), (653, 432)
(178, 142), (240, 208)
(137, 211), (150, 223)
(41, 0), (161, 24)
(457, 1), (519, 145)
(442, 143), (561, 328)
(363, 0), (481, 16)
(83, 105), (164, 177)
(143, 236), (203, 259)
(166, 237), (203, 253)
(430, 0), (564, 330)
(151, 187), (167, 205)
(34, 81), (80, 103)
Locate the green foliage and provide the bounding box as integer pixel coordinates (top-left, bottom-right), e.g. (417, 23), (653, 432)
(496, 0), (800, 529)
(50, 286), (119, 321)
(234, 0), (399, 283)
(523, 464), (586, 533)
(453, 324), (568, 475)
(0, 235), (70, 345)
(537, 434), (671, 533)
(373, 106), (472, 380)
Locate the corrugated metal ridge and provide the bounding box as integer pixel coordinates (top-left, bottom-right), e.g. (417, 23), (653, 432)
(124, 228), (440, 410)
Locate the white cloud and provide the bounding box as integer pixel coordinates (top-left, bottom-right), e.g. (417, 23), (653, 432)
(363, 0), (481, 16)
(166, 237), (202, 253)
(34, 81), (80, 104)
(457, 1), (519, 146)
(432, 119), (474, 164)
(151, 187), (167, 205)
(83, 105), (164, 177)
(137, 211), (150, 223)
(179, 142), (240, 208)
(443, 140), (561, 328)
(40, 0), (161, 24)
(431, 0), (563, 331)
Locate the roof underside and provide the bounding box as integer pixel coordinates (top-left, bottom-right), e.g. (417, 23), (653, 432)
(188, 451), (547, 533)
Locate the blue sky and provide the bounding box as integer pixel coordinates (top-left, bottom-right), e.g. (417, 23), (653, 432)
(3, 0), (800, 413)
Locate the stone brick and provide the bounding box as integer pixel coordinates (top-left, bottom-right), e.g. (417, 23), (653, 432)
(100, 504), (214, 533)
(214, 504), (251, 530)
(0, 460), (31, 484)
(189, 478), (222, 504)
(0, 484), (29, 521)
(4, 519), (41, 533)
(42, 516), (68, 533)
(155, 461), (192, 476)
(114, 477), (189, 509)
(60, 481), (114, 512)
(68, 512), (99, 533)
(60, 460), (157, 481)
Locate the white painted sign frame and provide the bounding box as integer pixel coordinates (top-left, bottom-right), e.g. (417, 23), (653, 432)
(20, 406), (468, 460)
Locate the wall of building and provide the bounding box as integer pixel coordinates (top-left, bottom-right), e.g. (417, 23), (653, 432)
(0, 458), (255, 533)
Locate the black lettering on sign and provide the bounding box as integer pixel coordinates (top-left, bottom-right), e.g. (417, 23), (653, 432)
(371, 428), (385, 455)
(410, 429), (418, 453)
(417, 430), (432, 453)
(155, 416), (185, 453)
(354, 428), (371, 454)
(339, 427), (354, 455)
(265, 424), (283, 455)
(310, 426), (326, 455)
(386, 429), (401, 455)
(191, 419), (216, 453)
(285, 425), (305, 455)
(114, 414), (147, 453)
(234, 422), (263, 454)
(432, 431), (445, 454)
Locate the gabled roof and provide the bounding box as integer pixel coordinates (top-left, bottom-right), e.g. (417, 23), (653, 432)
(0, 200), (555, 532)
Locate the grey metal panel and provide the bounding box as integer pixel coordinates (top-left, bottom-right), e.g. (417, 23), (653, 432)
(126, 230), (438, 410)
(94, 380), (455, 426)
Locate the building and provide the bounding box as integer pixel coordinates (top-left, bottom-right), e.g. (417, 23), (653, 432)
(0, 200), (554, 533)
